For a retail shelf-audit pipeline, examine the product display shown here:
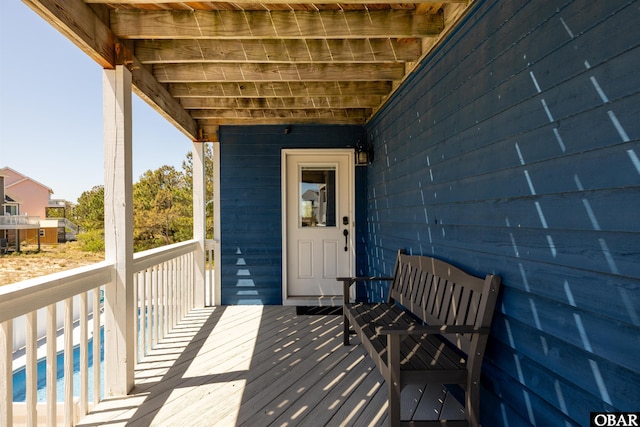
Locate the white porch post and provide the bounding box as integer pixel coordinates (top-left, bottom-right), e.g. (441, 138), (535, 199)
(103, 65), (135, 395)
(213, 142), (222, 306)
(192, 141), (206, 308)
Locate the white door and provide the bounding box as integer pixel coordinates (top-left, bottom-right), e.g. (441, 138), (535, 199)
(282, 149), (354, 303)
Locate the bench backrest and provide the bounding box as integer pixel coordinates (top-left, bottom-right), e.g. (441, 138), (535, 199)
(388, 250), (501, 356)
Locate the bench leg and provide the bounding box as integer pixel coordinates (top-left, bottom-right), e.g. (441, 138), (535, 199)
(387, 334), (401, 427)
(467, 376), (481, 427)
(343, 313), (351, 345)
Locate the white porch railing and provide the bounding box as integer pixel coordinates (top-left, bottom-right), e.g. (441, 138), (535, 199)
(0, 239), (206, 426)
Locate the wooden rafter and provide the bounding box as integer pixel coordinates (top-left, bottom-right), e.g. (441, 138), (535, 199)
(180, 96), (383, 109)
(135, 38), (423, 64)
(168, 81), (393, 98)
(154, 63), (406, 83)
(110, 10), (445, 40)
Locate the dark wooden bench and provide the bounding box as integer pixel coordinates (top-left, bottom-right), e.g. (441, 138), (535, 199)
(338, 250), (501, 427)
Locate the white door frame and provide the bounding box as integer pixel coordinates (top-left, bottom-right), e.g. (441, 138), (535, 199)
(281, 148), (355, 306)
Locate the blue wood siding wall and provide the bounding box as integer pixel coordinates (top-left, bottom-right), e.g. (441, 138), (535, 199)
(364, 0), (640, 425)
(218, 125), (366, 305)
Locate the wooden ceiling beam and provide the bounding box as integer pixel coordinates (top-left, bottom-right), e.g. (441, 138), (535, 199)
(182, 96), (382, 109)
(89, 0), (465, 4)
(168, 81), (393, 97)
(135, 38), (423, 64)
(111, 10), (444, 39)
(200, 119), (366, 131)
(193, 108), (371, 119)
(154, 63), (405, 82)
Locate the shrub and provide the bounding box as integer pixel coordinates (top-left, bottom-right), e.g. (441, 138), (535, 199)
(78, 230), (105, 253)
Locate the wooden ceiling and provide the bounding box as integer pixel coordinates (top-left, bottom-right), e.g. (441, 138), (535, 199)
(24, 0), (474, 142)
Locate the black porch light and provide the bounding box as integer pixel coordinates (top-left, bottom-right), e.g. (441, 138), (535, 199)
(355, 141), (373, 166)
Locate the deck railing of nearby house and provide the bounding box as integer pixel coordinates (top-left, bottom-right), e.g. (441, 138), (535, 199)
(0, 239), (205, 426)
(0, 216), (41, 228)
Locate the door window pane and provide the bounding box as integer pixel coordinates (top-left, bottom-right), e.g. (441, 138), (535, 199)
(300, 168), (336, 227)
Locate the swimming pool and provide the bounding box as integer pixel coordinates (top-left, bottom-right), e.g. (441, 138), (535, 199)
(12, 329), (104, 403)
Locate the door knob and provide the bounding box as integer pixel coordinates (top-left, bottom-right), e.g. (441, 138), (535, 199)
(343, 229), (349, 251)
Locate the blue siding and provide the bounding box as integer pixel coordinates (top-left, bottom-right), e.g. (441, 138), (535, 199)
(219, 125), (366, 305)
(364, 0), (640, 426)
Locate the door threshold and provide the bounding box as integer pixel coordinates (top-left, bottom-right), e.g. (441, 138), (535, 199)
(283, 296), (342, 307)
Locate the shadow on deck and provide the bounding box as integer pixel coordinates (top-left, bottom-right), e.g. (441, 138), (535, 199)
(77, 306), (388, 426)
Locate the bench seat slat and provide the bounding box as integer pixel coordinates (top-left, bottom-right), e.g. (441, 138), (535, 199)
(348, 303), (467, 372)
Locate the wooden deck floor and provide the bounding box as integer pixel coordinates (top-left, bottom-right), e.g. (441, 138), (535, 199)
(76, 306), (390, 427)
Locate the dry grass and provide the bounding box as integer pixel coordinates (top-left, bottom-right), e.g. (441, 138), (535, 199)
(0, 242), (104, 286)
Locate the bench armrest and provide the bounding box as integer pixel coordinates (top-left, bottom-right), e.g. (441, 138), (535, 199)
(337, 276), (394, 286)
(338, 277), (394, 304)
(376, 324), (490, 335)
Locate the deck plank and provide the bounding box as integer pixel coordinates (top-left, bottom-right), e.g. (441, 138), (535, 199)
(76, 306), (388, 427)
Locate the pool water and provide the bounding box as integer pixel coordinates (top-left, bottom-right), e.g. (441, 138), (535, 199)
(12, 329), (104, 403)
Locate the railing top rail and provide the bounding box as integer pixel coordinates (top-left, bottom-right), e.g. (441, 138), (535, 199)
(0, 261), (114, 323)
(133, 239), (198, 273)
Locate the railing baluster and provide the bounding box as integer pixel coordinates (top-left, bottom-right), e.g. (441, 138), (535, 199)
(184, 254), (189, 313)
(64, 298), (73, 426)
(26, 311), (37, 426)
(92, 287), (101, 407)
(188, 254), (191, 311)
(46, 304), (57, 427)
(145, 269), (152, 354)
(1, 319), (13, 427)
(152, 265), (158, 348)
(189, 254), (192, 311)
(80, 292), (89, 417)
(159, 263), (165, 341)
(181, 255), (186, 318)
(171, 259), (176, 330)
(134, 273), (140, 364)
(180, 256), (185, 320)
(206, 246), (212, 306)
(140, 271), (147, 358)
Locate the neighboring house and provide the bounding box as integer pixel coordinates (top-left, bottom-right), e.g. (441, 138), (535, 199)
(0, 166), (53, 218)
(0, 167), (59, 246)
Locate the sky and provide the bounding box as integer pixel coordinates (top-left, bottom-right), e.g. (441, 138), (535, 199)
(0, 1), (193, 203)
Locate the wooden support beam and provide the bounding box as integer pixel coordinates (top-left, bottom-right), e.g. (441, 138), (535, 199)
(154, 63), (405, 83)
(168, 81), (392, 98)
(135, 38), (423, 64)
(181, 96), (383, 110)
(103, 65), (135, 397)
(111, 10), (444, 39)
